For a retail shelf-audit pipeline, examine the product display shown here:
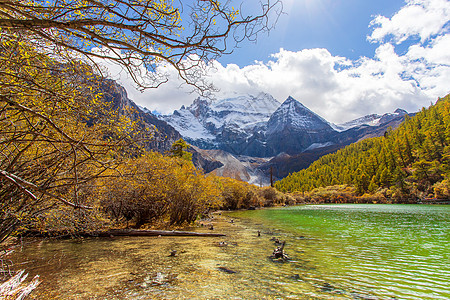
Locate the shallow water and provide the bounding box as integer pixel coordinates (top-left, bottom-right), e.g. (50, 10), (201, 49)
(8, 204), (450, 299)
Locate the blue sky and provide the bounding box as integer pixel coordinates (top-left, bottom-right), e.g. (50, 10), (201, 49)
(219, 0), (406, 66)
(101, 0), (450, 124)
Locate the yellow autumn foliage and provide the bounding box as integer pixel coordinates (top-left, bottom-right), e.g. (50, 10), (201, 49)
(100, 152), (222, 227)
(0, 33), (141, 240)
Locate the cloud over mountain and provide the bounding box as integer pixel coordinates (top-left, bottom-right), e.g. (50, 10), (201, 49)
(102, 0), (450, 124)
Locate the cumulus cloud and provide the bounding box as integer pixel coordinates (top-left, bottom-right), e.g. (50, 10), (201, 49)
(101, 0), (450, 124)
(368, 0), (450, 43)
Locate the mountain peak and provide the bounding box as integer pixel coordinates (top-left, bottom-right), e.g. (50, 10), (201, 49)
(283, 96), (302, 105)
(394, 108), (407, 115)
(267, 96), (334, 134)
(280, 96), (311, 113)
(284, 96), (296, 103)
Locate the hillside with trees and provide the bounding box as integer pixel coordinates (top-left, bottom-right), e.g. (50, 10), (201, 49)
(0, 40), (290, 243)
(275, 94), (450, 202)
(0, 0), (284, 246)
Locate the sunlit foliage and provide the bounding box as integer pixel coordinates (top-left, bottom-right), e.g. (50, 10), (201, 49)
(0, 34), (143, 241)
(100, 152), (221, 227)
(168, 138), (192, 162)
(0, 0), (281, 93)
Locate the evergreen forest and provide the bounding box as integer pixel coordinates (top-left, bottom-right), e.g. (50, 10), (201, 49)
(275, 94), (450, 202)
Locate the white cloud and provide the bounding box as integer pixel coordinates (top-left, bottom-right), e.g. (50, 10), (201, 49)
(368, 0), (450, 43)
(100, 0), (450, 124)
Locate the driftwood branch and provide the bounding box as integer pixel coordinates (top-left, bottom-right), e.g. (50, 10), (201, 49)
(270, 241), (289, 261)
(94, 229), (226, 237)
(24, 229), (226, 238)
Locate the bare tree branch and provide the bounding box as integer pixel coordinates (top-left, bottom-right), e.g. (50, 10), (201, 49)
(0, 0), (281, 93)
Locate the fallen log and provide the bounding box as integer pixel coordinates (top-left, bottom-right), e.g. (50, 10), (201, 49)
(94, 229), (226, 237)
(270, 241), (290, 261)
(23, 229), (225, 238)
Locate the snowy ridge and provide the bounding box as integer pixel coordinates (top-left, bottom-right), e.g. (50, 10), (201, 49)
(206, 92), (280, 132)
(332, 108), (408, 132)
(333, 114), (382, 132)
(161, 92), (280, 142)
(137, 105), (151, 114)
(304, 142), (335, 151)
(163, 109), (215, 141)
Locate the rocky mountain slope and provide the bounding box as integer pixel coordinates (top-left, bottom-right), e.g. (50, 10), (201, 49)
(161, 93), (409, 158)
(101, 82), (410, 184)
(100, 80), (220, 172)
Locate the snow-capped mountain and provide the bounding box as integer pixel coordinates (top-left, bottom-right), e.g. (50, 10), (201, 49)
(333, 108), (408, 132)
(203, 93), (280, 131)
(161, 92), (280, 151)
(264, 96), (337, 155)
(161, 93), (410, 158)
(166, 92), (280, 132)
(267, 96), (334, 134)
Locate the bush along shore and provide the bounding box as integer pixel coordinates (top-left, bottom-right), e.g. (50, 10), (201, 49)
(1, 152), (296, 244)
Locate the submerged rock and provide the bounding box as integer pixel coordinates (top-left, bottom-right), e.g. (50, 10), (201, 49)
(146, 272), (178, 286)
(290, 274), (301, 280)
(320, 282), (335, 292)
(217, 267), (237, 274)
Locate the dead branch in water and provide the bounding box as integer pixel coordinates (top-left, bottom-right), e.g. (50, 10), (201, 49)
(24, 229), (226, 238)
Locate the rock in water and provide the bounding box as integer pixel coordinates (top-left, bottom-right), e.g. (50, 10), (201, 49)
(217, 267), (237, 274)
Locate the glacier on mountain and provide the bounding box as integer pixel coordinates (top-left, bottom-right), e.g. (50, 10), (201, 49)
(161, 92), (280, 144)
(160, 92), (409, 158)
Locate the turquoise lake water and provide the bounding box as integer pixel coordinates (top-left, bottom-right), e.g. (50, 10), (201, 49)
(229, 204), (450, 299)
(9, 204), (450, 299)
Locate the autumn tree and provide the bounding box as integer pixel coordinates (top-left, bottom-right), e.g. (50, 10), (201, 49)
(0, 35), (147, 241)
(0, 0), (281, 93)
(0, 0), (281, 241)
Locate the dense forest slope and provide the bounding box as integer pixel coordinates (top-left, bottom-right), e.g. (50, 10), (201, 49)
(276, 94), (450, 201)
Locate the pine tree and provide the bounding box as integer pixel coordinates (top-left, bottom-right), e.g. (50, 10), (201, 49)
(169, 138), (193, 162)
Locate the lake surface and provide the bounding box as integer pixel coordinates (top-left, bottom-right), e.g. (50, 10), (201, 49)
(9, 204), (450, 299)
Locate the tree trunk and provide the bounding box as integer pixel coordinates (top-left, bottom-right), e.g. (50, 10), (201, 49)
(24, 229), (226, 238)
